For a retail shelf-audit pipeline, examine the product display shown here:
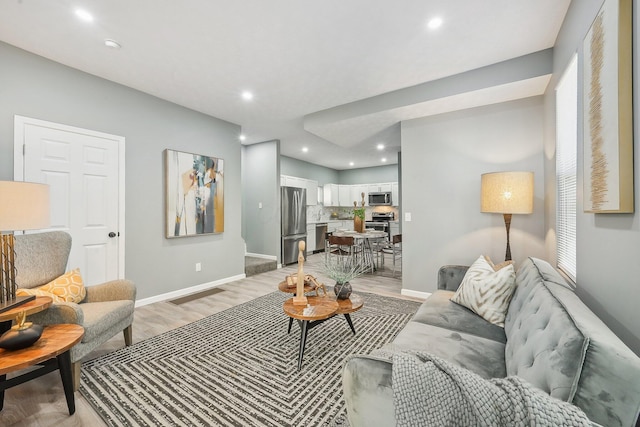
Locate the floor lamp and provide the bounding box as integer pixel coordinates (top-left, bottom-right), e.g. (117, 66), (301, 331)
(481, 172), (533, 261)
(0, 181), (50, 313)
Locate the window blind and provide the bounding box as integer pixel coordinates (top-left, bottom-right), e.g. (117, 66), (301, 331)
(555, 55), (578, 282)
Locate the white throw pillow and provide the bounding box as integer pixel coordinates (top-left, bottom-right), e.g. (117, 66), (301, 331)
(451, 255), (516, 327)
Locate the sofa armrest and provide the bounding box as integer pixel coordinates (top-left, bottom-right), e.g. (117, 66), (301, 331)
(343, 355), (396, 427)
(27, 301), (84, 325)
(437, 265), (469, 291)
(84, 279), (136, 303)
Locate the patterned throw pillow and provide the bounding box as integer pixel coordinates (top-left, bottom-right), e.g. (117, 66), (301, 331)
(451, 255), (516, 327)
(16, 287), (58, 300)
(18, 268), (86, 304)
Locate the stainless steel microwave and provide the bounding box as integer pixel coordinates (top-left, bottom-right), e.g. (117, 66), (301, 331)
(368, 192), (392, 206)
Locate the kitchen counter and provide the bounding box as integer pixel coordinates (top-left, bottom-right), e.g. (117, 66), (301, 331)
(307, 219), (353, 224)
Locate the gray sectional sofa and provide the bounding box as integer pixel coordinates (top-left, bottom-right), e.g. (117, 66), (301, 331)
(343, 257), (640, 427)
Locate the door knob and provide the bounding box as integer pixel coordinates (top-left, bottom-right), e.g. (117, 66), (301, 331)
(108, 232), (117, 238)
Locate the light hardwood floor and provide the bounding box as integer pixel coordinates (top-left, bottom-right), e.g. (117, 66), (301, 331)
(0, 252), (418, 427)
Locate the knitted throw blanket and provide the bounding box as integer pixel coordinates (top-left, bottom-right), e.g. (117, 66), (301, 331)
(389, 351), (592, 427)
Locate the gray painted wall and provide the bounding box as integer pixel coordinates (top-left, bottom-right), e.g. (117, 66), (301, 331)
(0, 42), (244, 300)
(242, 141), (280, 258)
(401, 97), (546, 293)
(544, 0), (640, 354)
(280, 155), (398, 185)
(280, 155), (338, 185)
(338, 164), (398, 184)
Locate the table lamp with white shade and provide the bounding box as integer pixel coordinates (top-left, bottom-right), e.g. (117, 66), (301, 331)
(481, 172), (533, 262)
(0, 181), (50, 312)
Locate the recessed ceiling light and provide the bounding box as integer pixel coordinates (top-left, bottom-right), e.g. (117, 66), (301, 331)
(239, 134), (246, 142)
(427, 17), (443, 30)
(349, 161), (355, 167)
(241, 91), (254, 101)
(302, 147), (309, 153)
(75, 9), (94, 22)
(381, 158), (387, 163)
(104, 39), (121, 49)
(377, 144), (385, 150)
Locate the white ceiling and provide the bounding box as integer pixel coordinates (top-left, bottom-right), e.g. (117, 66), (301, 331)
(0, 0), (570, 170)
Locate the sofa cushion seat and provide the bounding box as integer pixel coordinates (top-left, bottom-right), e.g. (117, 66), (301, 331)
(385, 321), (506, 379)
(80, 300), (135, 343)
(411, 290), (506, 344)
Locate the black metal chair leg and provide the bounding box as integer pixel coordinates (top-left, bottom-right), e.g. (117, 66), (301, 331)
(287, 317), (294, 334)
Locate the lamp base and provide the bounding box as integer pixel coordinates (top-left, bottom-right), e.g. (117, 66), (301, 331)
(503, 213), (512, 262)
(0, 295), (35, 314)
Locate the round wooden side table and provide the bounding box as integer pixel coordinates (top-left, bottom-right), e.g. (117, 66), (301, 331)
(0, 323), (84, 415)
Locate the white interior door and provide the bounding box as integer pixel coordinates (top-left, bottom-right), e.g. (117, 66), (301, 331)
(14, 116), (125, 285)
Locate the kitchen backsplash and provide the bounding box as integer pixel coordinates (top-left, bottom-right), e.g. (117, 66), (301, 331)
(307, 205), (398, 222)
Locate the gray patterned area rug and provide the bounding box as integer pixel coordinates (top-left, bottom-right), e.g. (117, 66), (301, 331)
(80, 291), (420, 427)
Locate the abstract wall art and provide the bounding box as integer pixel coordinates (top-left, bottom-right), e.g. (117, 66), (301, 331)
(165, 149), (224, 237)
(582, 0), (633, 213)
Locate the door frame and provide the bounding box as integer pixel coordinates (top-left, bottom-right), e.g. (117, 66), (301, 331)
(13, 115), (126, 279)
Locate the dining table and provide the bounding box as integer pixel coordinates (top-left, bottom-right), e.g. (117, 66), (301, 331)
(332, 229), (388, 273)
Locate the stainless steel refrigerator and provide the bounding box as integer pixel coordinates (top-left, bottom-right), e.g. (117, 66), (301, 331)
(281, 186), (307, 265)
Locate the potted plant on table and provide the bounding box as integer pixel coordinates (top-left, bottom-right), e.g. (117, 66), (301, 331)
(322, 256), (368, 299)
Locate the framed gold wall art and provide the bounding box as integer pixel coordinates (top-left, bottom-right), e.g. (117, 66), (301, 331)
(582, 0), (633, 213)
(165, 149), (224, 237)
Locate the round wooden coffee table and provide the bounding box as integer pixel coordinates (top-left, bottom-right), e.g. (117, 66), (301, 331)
(283, 294), (364, 370)
(0, 324), (84, 415)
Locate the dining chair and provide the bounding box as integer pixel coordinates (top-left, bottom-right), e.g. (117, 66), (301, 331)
(381, 234), (402, 277)
(326, 235), (357, 266)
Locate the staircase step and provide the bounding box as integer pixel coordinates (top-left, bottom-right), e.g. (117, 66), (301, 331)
(245, 256), (277, 277)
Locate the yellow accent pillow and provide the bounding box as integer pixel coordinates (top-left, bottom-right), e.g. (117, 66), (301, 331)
(16, 287), (59, 301)
(38, 268), (86, 303)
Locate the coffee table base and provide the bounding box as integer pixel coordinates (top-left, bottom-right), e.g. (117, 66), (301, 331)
(289, 313), (358, 370)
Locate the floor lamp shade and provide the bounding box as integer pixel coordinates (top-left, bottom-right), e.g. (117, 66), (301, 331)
(0, 181), (50, 310)
(0, 181), (50, 232)
(481, 172), (533, 261)
(481, 172), (534, 214)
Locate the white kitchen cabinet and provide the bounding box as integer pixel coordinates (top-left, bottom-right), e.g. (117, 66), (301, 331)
(306, 180), (318, 206)
(379, 183), (392, 192)
(368, 183), (393, 193)
(391, 182), (399, 206)
(338, 185), (352, 207)
(283, 175), (304, 189)
(324, 184), (339, 206)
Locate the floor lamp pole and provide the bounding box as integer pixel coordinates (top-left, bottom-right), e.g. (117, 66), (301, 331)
(503, 213), (512, 262)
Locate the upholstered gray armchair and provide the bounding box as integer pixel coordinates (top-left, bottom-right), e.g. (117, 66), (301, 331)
(14, 231), (136, 390)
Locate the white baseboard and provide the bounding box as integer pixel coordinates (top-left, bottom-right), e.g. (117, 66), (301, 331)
(135, 273), (246, 307)
(245, 252), (277, 261)
(277, 263), (283, 269)
(401, 289), (431, 300)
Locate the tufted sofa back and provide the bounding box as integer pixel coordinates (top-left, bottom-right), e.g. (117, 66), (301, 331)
(504, 258), (640, 427)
